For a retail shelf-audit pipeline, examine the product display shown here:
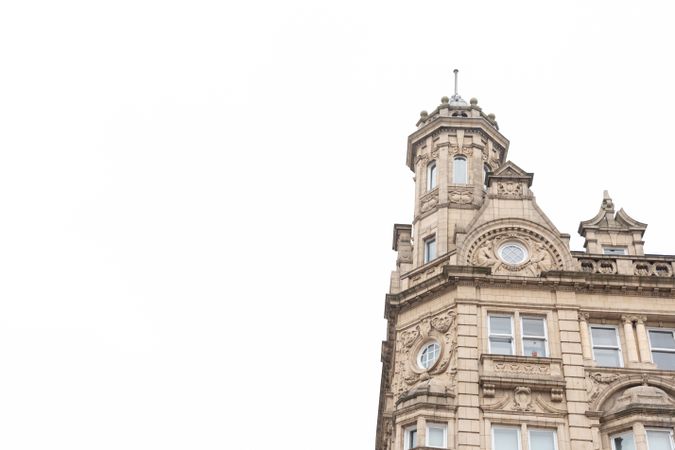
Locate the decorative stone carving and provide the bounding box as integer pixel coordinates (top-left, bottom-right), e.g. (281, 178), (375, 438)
(467, 228), (561, 277)
(450, 146), (471, 156)
(392, 311), (457, 400)
(585, 372), (623, 403)
(420, 192), (439, 212)
(497, 182), (523, 198)
(551, 388), (564, 402)
(512, 387), (533, 411)
(431, 314), (453, 334)
(483, 384), (496, 398)
(578, 258), (617, 275)
(632, 261), (674, 277)
(494, 361), (550, 375)
(448, 189), (472, 204)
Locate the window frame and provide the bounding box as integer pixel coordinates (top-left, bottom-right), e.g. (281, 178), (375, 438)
(453, 156), (468, 184)
(603, 246), (627, 255)
(417, 340), (441, 370)
(492, 426), (521, 450)
(646, 428), (675, 450)
(427, 161), (437, 191)
(520, 316), (549, 357)
(404, 425), (417, 450)
(424, 236), (436, 264)
(426, 422), (448, 448)
(610, 430), (636, 450)
(589, 324), (623, 368)
(647, 328), (675, 370)
(488, 314), (515, 355)
(528, 428), (558, 450)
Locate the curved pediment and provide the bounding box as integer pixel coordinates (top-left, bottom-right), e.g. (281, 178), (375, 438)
(458, 218), (574, 276)
(587, 374), (675, 417)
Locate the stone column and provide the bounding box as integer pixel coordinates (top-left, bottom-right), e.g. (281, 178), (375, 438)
(633, 422), (648, 450)
(635, 316), (652, 363)
(622, 315), (639, 364)
(578, 312), (592, 360)
(417, 417), (427, 448)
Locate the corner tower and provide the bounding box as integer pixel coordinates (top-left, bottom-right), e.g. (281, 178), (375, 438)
(402, 71), (509, 273)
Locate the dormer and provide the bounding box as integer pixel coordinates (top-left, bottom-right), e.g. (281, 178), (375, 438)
(485, 161), (534, 199)
(578, 191), (647, 256)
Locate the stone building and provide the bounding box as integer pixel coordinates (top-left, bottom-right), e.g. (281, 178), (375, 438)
(375, 82), (675, 450)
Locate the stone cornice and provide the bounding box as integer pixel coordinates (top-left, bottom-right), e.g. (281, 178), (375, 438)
(406, 120), (509, 171)
(387, 264), (675, 309)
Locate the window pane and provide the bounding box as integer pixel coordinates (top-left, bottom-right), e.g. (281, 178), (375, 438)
(428, 426), (445, 448)
(453, 157), (467, 184)
(594, 348), (621, 367)
(613, 433), (635, 450)
(647, 431), (673, 450)
(523, 338), (546, 357)
(493, 428), (519, 450)
(650, 330), (675, 349)
(407, 429), (417, 449)
(425, 239), (436, 262)
(522, 318), (545, 337)
(652, 351), (675, 370)
(592, 327), (618, 347)
(490, 337), (513, 355)
(490, 316), (512, 334)
(529, 430), (555, 450)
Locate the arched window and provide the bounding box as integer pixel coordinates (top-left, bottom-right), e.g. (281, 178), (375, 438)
(426, 161), (437, 190)
(453, 156), (467, 184)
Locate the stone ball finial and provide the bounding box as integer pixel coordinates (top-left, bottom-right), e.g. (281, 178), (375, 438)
(470, 97), (478, 105)
(488, 113), (496, 121)
(420, 110), (428, 118)
(441, 96), (449, 104)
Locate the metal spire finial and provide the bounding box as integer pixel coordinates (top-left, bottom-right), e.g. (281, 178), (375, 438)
(449, 68), (467, 106)
(453, 69), (459, 96)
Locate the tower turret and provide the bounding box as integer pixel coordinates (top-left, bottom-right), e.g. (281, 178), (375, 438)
(400, 71), (510, 274)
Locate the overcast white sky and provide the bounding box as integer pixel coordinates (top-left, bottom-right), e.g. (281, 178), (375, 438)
(1, 1), (675, 449)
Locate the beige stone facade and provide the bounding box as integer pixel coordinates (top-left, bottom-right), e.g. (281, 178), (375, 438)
(376, 92), (675, 450)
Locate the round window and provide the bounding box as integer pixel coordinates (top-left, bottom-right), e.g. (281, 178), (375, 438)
(418, 341), (441, 369)
(499, 242), (528, 265)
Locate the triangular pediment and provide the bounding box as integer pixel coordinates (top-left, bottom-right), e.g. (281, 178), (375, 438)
(487, 160), (534, 187)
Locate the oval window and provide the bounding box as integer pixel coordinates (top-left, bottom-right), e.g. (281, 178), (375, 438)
(418, 341), (441, 369)
(499, 242), (528, 265)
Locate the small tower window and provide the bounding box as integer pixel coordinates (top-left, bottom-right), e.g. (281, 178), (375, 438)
(483, 164), (490, 186)
(424, 237), (436, 263)
(453, 156), (467, 184)
(427, 161), (437, 190)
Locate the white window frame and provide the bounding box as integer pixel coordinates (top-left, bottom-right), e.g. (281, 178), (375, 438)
(528, 428), (558, 450)
(603, 246), (627, 255)
(646, 428), (675, 450)
(426, 422), (448, 448)
(488, 314), (515, 355)
(647, 328), (675, 369)
(453, 156), (468, 184)
(417, 340), (441, 370)
(424, 237), (436, 264)
(589, 324), (623, 368)
(404, 425), (418, 450)
(611, 431), (636, 450)
(427, 161), (437, 191)
(520, 316), (549, 357)
(492, 426), (521, 450)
